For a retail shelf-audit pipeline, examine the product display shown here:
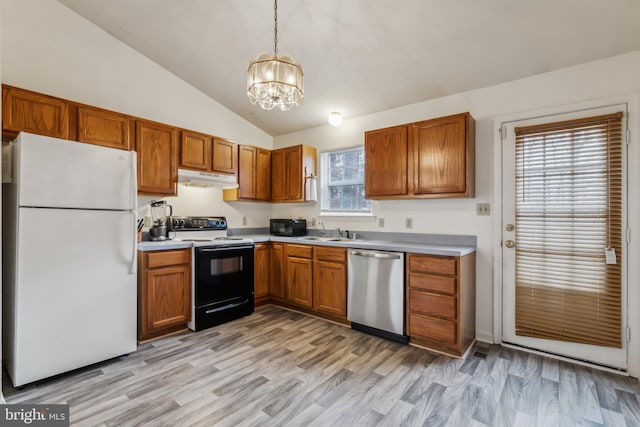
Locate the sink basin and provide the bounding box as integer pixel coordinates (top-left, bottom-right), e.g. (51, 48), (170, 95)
(298, 236), (355, 242)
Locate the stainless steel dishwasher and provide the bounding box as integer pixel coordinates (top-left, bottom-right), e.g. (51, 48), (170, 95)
(347, 249), (407, 343)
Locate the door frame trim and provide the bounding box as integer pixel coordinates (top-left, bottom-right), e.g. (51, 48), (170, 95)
(492, 93), (640, 378)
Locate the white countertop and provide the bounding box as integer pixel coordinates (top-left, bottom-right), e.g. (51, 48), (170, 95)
(138, 234), (475, 257)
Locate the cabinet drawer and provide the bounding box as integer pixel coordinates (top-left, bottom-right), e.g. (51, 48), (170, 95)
(409, 290), (456, 320)
(408, 254), (457, 276)
(409, 313), (457, 345)
(286, 244), (313, 259)
(146, 249), (190, 268)
(409, 272), (457, 295)
(315, 246), (346, 263)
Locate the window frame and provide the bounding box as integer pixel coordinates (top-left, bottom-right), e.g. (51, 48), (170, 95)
(320, 145), (372, 216)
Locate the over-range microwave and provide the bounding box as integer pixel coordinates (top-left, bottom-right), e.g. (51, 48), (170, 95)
(270, 219), (307, 237)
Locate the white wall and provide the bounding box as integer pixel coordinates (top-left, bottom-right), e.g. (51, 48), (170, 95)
(274, 50), (640, 374)
(0, 0), (274, 226)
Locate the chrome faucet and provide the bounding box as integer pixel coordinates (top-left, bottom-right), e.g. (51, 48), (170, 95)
(335, 227), (343, 238)
(319, 220), (326, 236)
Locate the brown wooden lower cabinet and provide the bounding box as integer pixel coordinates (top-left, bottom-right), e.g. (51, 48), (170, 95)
(313, 247), (347, 318)
(138, 248), (191, 341)
(406, 252), (476, 357)
(254, 243), (348, 323)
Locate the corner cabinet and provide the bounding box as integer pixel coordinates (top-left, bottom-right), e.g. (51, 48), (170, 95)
(406, 252), (476, 357)
(365, 112), (475, 199)
(225, 145), (271, 201)
(272, 145), (317, 202)
(138, 249), (191, 341)
(136, 119), (178, 195)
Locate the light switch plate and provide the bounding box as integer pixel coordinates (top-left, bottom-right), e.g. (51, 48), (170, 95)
(378, 218), (385, 228)
(405, 218), (413, 229)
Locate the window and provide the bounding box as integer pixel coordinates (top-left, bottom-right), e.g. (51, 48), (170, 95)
(320, 147), (371, 215)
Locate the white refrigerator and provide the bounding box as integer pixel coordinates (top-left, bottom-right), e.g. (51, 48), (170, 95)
(2, 132), (138, 387)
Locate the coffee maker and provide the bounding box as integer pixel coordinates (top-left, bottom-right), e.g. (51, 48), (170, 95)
(149, 200), (172, 241)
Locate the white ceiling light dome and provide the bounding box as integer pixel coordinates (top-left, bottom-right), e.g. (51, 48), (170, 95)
(328, 112), (343, 126)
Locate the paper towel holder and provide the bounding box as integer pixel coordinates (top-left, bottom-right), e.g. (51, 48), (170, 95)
(304, 167), (318, 202)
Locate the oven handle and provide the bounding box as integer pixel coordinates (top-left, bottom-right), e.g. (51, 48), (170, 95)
(205, 299), (249, 314)
(198, 245), (254, 252)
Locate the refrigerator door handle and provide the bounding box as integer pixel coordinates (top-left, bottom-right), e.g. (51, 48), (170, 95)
(130, 152), (138, 275)
(130, 211), (137, 275)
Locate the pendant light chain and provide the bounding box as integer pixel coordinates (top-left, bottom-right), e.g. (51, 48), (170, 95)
(273, 0), (278, 56)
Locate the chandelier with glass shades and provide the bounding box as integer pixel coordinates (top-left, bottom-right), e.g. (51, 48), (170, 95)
(247, 0), (304, 111)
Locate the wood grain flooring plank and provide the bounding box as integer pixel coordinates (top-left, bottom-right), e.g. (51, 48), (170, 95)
(575, 365), (605, 425)
(536, 377), (559, 427)
(498, 373), (524, 427)
(559, 366), (581, 426)
(516, 354), (543, 418)
(616, 389), (640, 426)
(401, 382), (447, 426)
(376, 399), (414, 427)
(541, 356), (560, 382)
(472, 357), (510, 425)
(444, 383), (482, 427)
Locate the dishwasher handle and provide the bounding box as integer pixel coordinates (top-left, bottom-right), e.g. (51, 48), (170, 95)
(349, 249), (402, 260)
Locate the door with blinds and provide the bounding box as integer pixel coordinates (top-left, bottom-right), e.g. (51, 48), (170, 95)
(501, 105), (628, 369)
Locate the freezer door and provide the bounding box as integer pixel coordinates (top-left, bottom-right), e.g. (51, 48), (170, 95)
(15, 132), (136, 210)
(9, 207), (137, 386)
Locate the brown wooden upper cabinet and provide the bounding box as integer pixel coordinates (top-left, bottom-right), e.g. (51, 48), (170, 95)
(180, 130), (211, 171)
(77, 106), (132, 150)
(365, 112), (475, 199)
(2, 85), (70, 140)
(212, 138), (238, 175)
(136, 119), (178, 196)
(271, 145), (317, 202)
(223, 144), (271, 201)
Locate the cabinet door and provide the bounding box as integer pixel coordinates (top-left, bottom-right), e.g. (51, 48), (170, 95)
(136, 120), (178, 195)
(412, 114), (467, 195)
(145, 265), (190, 332)
(238, 145), (257, 199)
(313, 260), (347, 317)
(285, 146), (303, 200)
(365, 125), (408, 197)
(2, 86), (69, 139)
(286, 256), (313, 307)
(78, 106), (131, 150)
(256, 148), (272, 201)
(180, 130), (211, 171)
(254, 243), (271, 299)
(212, 138), (237, 175)
(271, 149), (286, 201)
(270, 244), (285, 299)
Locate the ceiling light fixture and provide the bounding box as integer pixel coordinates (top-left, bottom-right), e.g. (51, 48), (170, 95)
(247, 0), (304, 111)
(328, 112), (343, 126)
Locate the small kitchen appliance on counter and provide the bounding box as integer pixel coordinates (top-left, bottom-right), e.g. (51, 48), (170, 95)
(171, 217), (255, 332)
(149, 200), (172, 241)
(270, 218), (307, 236)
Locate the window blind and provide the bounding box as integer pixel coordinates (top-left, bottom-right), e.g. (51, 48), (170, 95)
(514, 112), (623, 348)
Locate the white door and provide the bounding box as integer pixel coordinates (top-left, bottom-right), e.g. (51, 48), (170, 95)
(12, 207), (137, 386)
(16, 132), (136, 210)
(501, 105), (628, 369)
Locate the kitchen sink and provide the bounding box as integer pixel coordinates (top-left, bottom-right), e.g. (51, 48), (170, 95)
(298, 236), (356, 242)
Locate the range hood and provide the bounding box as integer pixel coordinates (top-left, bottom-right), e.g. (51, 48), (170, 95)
(177, 169), (238, 189)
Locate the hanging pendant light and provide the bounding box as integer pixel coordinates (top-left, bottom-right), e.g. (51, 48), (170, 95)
(247, 0), (304, 111)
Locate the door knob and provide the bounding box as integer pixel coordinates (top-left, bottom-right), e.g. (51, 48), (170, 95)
(505, 240), (515, 248)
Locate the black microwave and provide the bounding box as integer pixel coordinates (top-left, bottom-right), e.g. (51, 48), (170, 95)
(270, 219), (307, 237)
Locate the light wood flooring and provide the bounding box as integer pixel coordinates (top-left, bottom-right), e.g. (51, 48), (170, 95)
(4, 305), (640, 426)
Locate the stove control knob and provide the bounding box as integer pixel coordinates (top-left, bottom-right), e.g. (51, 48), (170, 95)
(172, 219), (179, 228)
(220, 219), (226, 228)
(179, 219), (186, 227)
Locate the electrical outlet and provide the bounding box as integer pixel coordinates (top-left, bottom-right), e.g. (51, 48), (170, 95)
(378, 218), (385, 228)
(476, 203), (491, 216)
(144, 216), (152, 227)
(311, 218), (316, 226)
(242, 216), (247, 225)
(405, 217), (413, 229)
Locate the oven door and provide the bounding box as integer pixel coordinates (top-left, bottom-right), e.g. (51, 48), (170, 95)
(194, 245), (254, 306)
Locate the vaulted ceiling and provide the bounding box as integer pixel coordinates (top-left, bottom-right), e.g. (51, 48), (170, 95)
(58, 0), (640, 136)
